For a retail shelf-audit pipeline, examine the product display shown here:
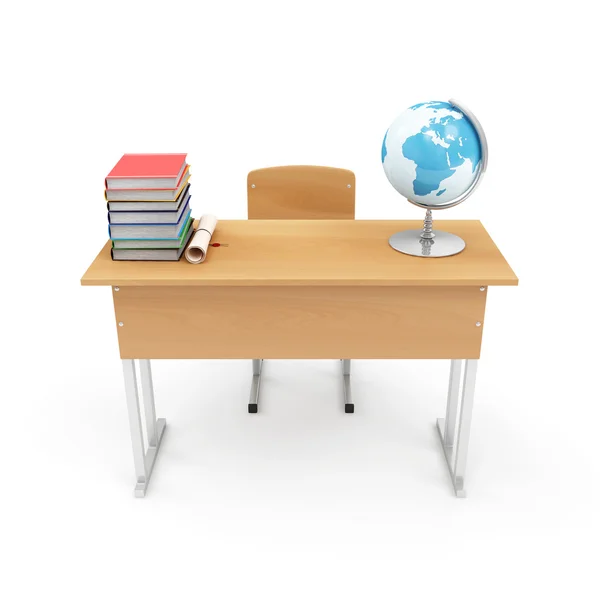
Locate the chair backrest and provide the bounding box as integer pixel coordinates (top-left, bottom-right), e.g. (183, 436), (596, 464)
(247, 165), (355, 220)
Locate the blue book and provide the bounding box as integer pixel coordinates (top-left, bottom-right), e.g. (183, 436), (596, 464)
(112, 215), (194, 249)
(108, 193), (191, 225)
(110, 208), (192, 240)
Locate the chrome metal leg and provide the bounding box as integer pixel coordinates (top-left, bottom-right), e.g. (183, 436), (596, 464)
(139, 360), (157, 447)
(341, 359), (354, 413)
(454, 360), (478, 491)
(122, 359), (166, 498)
(443, 360), (462, 448)
(436, 359), (478, 498)
(122, 360), (146, 486)
(248, 359), (263, 413)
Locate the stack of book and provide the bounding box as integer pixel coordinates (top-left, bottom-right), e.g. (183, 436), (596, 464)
(106, 153), (194, 260)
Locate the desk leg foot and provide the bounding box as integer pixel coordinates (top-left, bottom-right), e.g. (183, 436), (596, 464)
(436, 359), (478, 498)
(134, 418), (167, 498)
(122, 359), (166, 498)
(341, 359), (353, 414)
(248, 359), (263, 413)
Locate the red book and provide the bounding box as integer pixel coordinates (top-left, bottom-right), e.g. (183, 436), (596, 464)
(106, 153), (188, 190)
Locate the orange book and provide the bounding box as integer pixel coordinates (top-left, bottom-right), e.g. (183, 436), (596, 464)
(106, 153), (188, 190)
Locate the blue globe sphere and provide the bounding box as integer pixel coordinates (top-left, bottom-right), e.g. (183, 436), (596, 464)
(382, 101), (484, 208)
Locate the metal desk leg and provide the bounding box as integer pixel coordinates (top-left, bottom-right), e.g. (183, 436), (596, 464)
(122, 359), (166, 498)
(443, 359), (462, 448)
(139, 360), (158, 447)
(341, 359), (354, 413)
(436, 359), (478, 498)
(248, 359), (263, 413)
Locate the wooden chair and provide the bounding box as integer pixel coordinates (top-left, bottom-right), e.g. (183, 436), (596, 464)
(246, 165), (356, 414)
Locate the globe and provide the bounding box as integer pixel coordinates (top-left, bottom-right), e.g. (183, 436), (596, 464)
(381, 99), (488, 257)
(382, 100), (483, 209)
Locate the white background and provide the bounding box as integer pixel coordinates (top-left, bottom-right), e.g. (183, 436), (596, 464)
(2, 1), (599, 598)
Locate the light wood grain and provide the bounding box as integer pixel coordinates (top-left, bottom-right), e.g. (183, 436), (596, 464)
(81, 220), (518, 287)
(247, 166), (355, 220)
(113, 286), (487, 359)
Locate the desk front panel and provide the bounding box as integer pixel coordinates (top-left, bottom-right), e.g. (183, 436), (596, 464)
(112, 286), (487, 359)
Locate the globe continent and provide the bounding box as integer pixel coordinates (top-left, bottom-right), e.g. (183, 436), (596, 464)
(382, 101), (482, 207)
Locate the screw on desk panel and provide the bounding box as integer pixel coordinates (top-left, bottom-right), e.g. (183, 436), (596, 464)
(480, 287), (485, 291)
(251, 184), (256, 188)
(347, 184), (352, 188)
(114, 287), (120, 292)
(118, 322), (124, 327)
(475, 322), (481, 327)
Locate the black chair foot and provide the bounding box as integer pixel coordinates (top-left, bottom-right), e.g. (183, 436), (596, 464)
(345, 403), (354, 414)
(248, 404), (258, 414)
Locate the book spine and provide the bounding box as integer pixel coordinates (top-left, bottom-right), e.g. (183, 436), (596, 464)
(176, 164), (190, 187)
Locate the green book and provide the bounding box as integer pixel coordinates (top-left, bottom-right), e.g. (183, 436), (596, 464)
(111, 215), (193, 250)
(111, 218), (195, 261)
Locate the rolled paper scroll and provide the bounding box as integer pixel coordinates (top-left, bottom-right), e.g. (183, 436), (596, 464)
(184, 214), (218, 264)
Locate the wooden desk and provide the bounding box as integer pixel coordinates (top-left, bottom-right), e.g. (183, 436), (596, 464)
(81, 220), (517, 497)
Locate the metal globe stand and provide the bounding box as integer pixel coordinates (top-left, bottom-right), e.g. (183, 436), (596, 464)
(389, 209), (466, 257)
(388, 98), (488, 258)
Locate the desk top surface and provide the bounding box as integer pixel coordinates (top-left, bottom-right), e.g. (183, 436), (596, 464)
(81, 219), (518, 287)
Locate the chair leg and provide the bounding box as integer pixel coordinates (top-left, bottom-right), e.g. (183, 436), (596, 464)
(341, 359), (354, 413)
(248, 359), (263, 413)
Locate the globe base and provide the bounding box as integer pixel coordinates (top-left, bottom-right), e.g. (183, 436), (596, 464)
(389, 230), (466, 258)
